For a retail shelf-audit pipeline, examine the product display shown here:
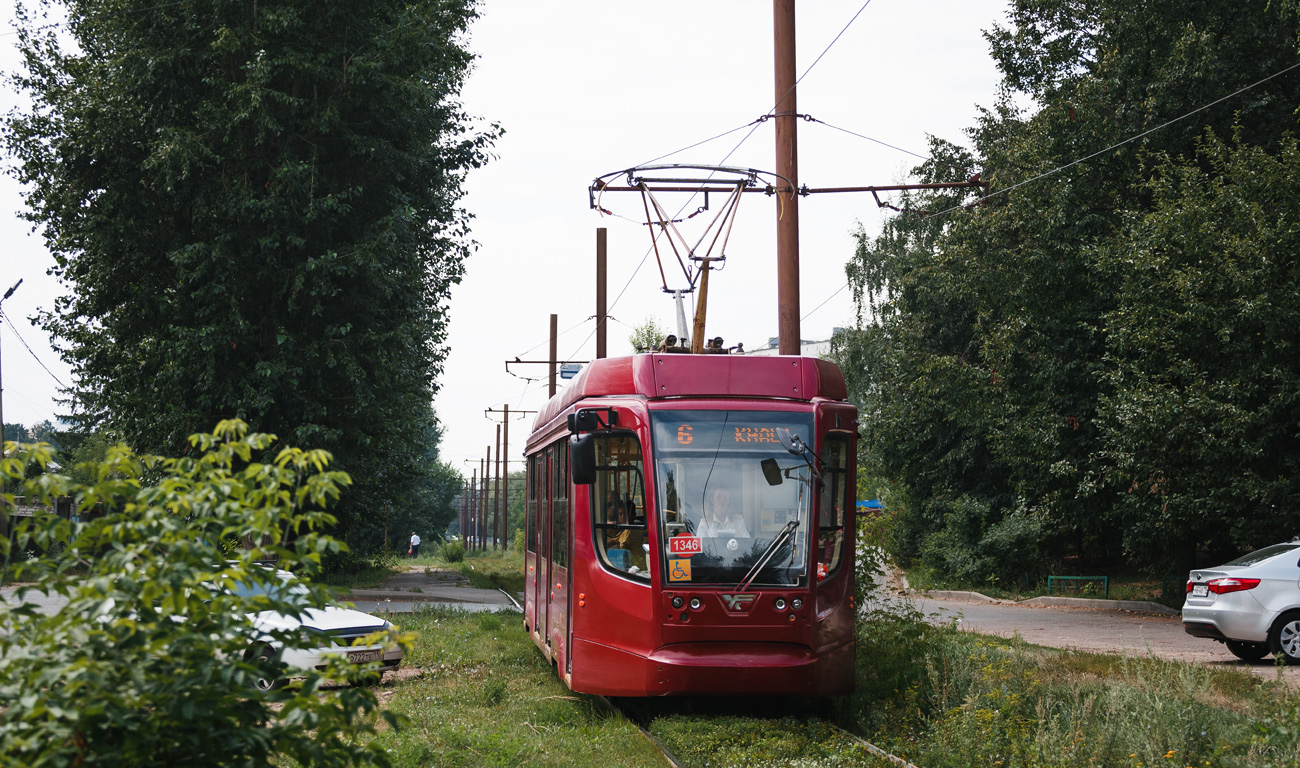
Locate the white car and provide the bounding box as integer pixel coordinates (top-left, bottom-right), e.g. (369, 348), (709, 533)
(234, 570), (404, 690)
(1182, 541), (1300, 663)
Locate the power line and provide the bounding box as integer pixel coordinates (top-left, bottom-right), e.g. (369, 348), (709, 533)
(801, 281), (848, 322)
(930, 58), (1300, 219)
(804, 56), (1300, 320)
(598, 1), (877, 342)
(1, 309), (65, 389)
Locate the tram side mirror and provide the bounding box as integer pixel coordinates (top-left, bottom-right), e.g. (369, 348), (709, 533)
(775, 427), (823, 480)
(568, 408), (618, 434)
(776, 427), (804, 456)
(568, 411), (598, 433)
(570, 433), (597, 484)
(761, 458), (784, 487)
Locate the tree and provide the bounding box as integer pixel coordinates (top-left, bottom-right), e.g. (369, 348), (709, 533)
(1, 424), (27, 443)
(5, 0), (498, 549)
(0, 420), (410, 766)
(836, 0), (1300, 584)
(628, 316), (669, 352)
(1097, 133), (1300, 563)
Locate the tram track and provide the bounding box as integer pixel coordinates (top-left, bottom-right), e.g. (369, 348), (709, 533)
(600, 695), (922, 768)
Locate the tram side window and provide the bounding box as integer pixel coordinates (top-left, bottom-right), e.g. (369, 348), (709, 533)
(818, 435), (851, 581)
(593, 433), (649, 581)
(525, 453), (539, 554)
(550, 442), (569, 568)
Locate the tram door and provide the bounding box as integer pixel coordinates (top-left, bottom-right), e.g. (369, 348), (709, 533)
(546, 443), (571, 670)
(527, 453), (543, 642)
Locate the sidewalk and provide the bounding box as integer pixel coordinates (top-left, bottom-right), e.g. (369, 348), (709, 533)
(919, 589), (1178, 615)
(338, 584), (516, 607)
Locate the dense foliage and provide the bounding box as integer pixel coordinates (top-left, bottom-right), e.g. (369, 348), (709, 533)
(832, 0), (1300, 588)
(5, 0), (493, 548)
(0, 421), (411, 767)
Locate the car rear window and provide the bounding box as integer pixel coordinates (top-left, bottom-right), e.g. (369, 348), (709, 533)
(1224, 543), (1300, 567)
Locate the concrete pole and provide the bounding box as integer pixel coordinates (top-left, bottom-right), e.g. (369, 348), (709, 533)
(501, 404), (510, 549)
(473, 467), (483, 553)
(774, 0), (801, 354)
(493, 424), (501, 551)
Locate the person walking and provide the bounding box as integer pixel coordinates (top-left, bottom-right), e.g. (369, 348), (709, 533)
(409, 531), (421, 558)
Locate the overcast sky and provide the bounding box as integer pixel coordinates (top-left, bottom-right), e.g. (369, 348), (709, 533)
(1, 0), (1012, 481)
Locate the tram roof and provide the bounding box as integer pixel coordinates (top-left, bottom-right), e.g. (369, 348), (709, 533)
(531, 354), (848, 435)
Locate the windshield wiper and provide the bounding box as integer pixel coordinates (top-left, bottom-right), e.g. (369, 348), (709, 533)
(735, 519), (799, 592)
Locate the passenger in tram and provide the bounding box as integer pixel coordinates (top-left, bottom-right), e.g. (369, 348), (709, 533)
(696, 486), (751, 538)
(604, 493), (647, 573)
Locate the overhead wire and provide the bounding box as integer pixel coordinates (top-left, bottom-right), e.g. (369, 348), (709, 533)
(800, 56), (1300, 323)
(589, 0), (878, 359)
(929, 58), (1300, 219)
(1, 308), (66, 389)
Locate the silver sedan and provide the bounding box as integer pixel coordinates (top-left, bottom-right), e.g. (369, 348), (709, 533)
(1182, 541), (1300, 662)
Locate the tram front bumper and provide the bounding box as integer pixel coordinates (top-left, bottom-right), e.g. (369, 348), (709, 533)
(645, 640), (854, 696)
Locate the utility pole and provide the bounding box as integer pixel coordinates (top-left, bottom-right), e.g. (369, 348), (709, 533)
(774, 0), (801, 355)
(501, 405), (510, 549)
(486, 404), (534, 551)
(0, 280), (21, 524)
(493, 424), (501, 551)
(548, 313), (558, 398)
(462, 480), (473, 545)
(596, 229), (608, 359)
(481, 449), (490, 550)
(473, 467), (483, 553)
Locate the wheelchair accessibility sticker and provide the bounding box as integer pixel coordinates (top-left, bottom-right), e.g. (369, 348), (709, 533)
(668, 558), (693, 582)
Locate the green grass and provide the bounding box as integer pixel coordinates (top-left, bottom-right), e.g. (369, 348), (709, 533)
(456, 550), (525, 595)
(843, 597), (1300, 768)
(905, 565), (1178, 606)
(337, 587), (1300, 768)
(368, 607), (668, 767)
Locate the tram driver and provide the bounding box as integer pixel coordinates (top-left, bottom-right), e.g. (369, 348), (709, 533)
(696, 486), (751, 538)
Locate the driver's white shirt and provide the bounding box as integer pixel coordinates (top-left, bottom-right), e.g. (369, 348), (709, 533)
(697, 516), (751, 538)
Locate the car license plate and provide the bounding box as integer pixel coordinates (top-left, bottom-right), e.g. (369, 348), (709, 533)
(348, 649), (382, 664)
(1192, 585), (1208, 597)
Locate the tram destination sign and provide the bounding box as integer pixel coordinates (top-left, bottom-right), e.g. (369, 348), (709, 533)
(655, 411), (812, 454)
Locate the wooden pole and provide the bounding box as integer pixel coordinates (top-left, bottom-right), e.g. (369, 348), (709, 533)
(774, 0), (801, 354)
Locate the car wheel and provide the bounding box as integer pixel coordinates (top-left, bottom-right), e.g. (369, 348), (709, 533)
(1268, 611), (1300, 664)
(1225, 640), (1269, 661)
(251, 645), (286, 691)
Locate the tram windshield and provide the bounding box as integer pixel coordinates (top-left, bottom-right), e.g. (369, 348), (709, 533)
(652, 410), (814, 587)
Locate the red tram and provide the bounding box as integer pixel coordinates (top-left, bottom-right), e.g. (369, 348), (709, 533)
(522, 351), (857, 696)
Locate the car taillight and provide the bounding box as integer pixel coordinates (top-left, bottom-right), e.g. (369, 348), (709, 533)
(1206, 577), (1261, 594)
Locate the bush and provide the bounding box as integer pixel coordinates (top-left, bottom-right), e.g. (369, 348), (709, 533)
(0, 421), (411, 767)
(442, 540), (465, 563)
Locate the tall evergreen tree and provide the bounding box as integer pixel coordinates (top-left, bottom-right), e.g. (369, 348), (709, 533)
(6, 0), (497, 545)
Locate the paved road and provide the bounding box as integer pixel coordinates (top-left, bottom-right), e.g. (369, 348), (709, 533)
(910, 592), (1300, 685)
(0, 583), (521, 617)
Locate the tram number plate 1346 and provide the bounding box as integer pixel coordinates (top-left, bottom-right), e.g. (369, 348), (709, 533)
(669, 534), (702, 557)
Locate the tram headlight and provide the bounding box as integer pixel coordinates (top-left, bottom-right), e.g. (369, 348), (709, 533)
(689, 597), (702, 610)
(671, 596), (685, 609)
(791, 597), (803, 610)
(774, 597), (787, 611)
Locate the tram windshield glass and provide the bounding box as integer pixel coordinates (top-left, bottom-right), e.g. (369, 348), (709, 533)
(652, 410), (815, 587)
